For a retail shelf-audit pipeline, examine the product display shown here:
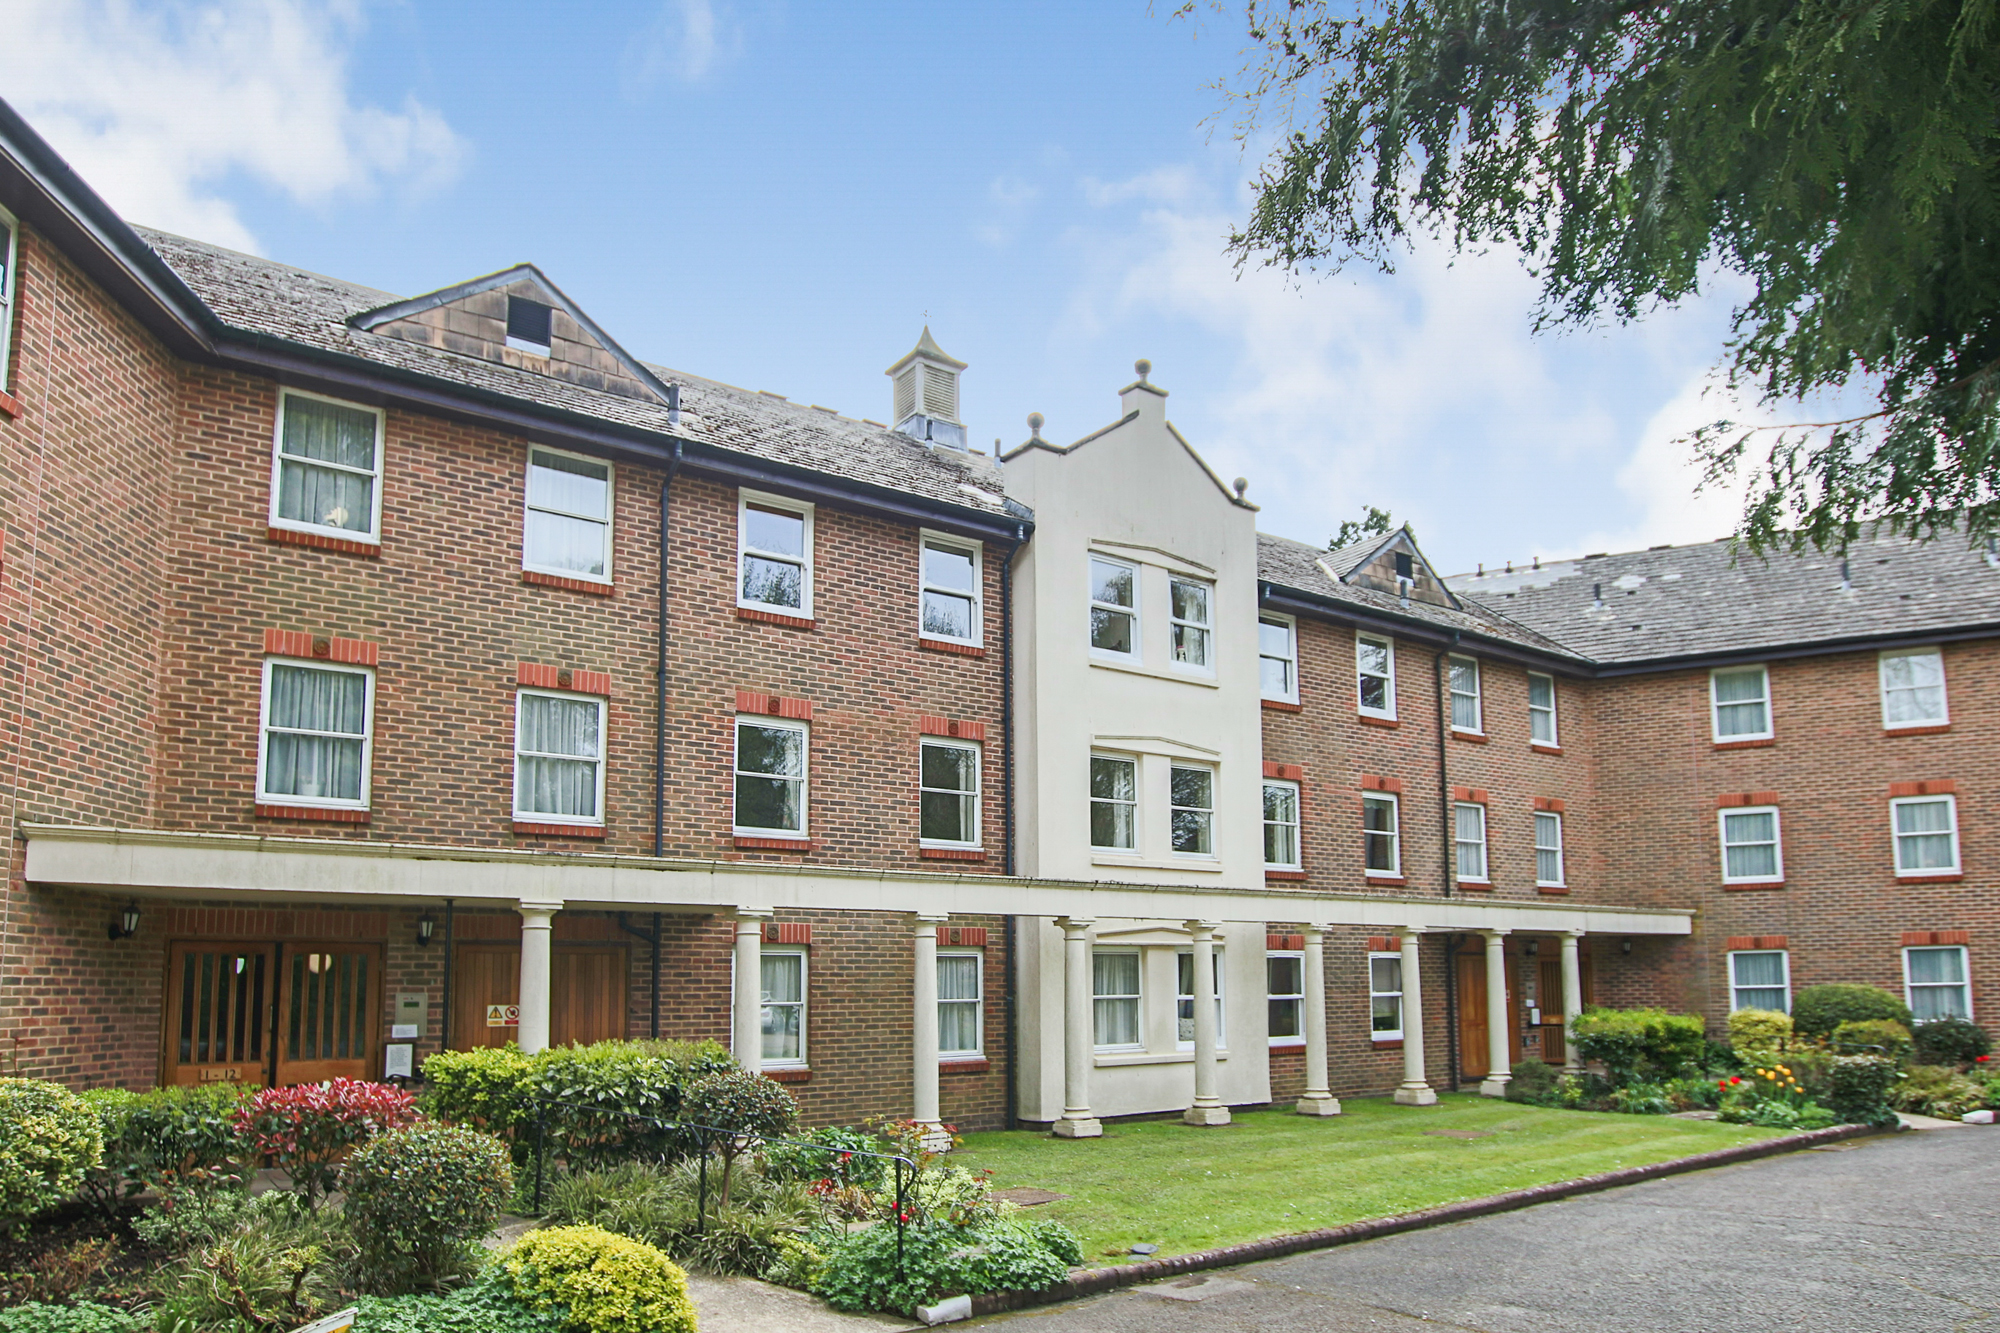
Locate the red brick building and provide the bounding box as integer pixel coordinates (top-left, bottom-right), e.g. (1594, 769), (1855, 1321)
(0, 98), (1986, 1133)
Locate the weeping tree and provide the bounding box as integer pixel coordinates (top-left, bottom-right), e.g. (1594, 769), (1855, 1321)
(1186, 0), (2000, 553)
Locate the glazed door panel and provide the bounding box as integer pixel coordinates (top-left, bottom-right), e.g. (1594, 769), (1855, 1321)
(164, 943), (275, 1087)
(1457, 953), (1489, 1079)
(275, 945), (382, 1085)
(1538, 959), (1568, 1065)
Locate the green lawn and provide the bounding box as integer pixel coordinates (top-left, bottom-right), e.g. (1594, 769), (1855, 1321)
(954, 1095), (1786, 1261)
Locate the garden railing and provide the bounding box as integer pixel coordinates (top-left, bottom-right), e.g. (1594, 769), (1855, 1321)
(525, 1097), (918, 1271)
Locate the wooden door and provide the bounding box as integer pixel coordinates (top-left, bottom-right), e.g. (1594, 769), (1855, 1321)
(453, 945), (521, 1050)
(164, 942), (276, 1086)
(1538, 959), (1568, 1064)
(275, 945), (382, 1085)
(451, 945), (627, 1050)
(1457, 952), (1489, 1078)
(1506, 955), (1524, 1065)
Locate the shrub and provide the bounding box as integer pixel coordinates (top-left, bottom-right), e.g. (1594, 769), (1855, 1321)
(1502, 1058), (1559, 1105)
(814, 1217), (1071, 1314)
(1568, 1007), (1706, 1082)
(1828, 1054), (1903, 1127)
(1913, 1017), (1993, 1065)
(0, 1303), (141, 1333)
(116, 1082), (254, 1198)
(682, 1069), (799, 1205)
(420, 1045), (539, 1140)
(1607, 1081), (1672, 1115)
(352, 1268), (565, 1333)
(546, 1157), (816, 1277)
(1662, 1076), (1721, 1111)
(1026, 1216), (1084, 1268)
(1832, 1018), (1913, 1060)
(1895, 1064), (1987, 1118)
(147, 1191), (350, 1332)
(344, 1122), (515, 1293)
(1791, 985), (1911, 1039)
(132, 1185), (255, 1251)
(503, 1224), (697, 1333)
(761, 1124), (889, 1189)
(1726, 1008), (1793, 1056)
(762, 1234), (827, 1290)
(237, 1078), (418, 1207)
(0, 1079), (104, 1233)
(75, 1089), (139, 1218)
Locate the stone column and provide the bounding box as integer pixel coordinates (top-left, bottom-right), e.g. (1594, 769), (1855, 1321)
(1560, 930), (1585, 1072)
(1296, 924), (1340, 1116)
(1052, 918), (1102, 1138)
(1479, 930), (1512, 1098)
(1183, 920), (1230, 1126)
(1394, 926), (1438, 1105)
(733, 910), (772, 1074)
(911, 914), (949, 1148)
(515, 900), (561, 1055)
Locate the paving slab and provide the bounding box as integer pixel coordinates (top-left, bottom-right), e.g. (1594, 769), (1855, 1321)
(686, 1273), (922, 1333)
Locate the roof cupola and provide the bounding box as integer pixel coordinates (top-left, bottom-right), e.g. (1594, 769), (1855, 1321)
(885, 326), (968, 450)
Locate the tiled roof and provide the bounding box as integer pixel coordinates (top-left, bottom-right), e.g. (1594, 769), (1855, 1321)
(136, 228), (1015, 521)
(1257, 533), (1587, 662)
(1450, 530), (2000, 665)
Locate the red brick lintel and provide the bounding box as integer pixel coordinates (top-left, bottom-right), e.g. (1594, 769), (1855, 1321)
(267, 526), (381, 558)
(1726, 935), (1790, 950)
(736, 689), (812, 721)
(1903, 929), (1971, 946)
(524, 569), (615, 596)
(1716, 791), (1780, 808)
(264, 628), (378, 665)
(1263, 761), (1304, 782)
(1360, 775), (1404, 794)
(1267, 933), (1305, 951)
(1451, 786), (1490, 804)
(919, 715), (987, 741)
(256, 804), (370, 824)
(1889, 779), (1957, 797)
(1532, 796), (1566, 813)
(737, 606), (815, 630)
(518, 662), (612, 695)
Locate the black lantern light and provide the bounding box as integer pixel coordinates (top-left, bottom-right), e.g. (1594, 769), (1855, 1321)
(417, 912), (437, 948)
(1622, 937), (1635, 956)
(1523, 938), (1540, 957)
(108, 902), (141, 941)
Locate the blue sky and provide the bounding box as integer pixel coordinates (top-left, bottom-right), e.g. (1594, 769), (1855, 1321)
(7, 0), (1770, 573)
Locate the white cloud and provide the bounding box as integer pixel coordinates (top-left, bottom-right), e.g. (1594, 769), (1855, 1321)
(1569, 375), (1764, 556)
(2, 0), (464, 253)
(623, 0), (738, 94)
(975, 174), (1042, 247)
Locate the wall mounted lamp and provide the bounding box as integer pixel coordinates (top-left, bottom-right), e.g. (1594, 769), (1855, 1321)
(107, 902), (141, 941)
(417, 912), (437, 948)
(1523, 939), (1540, 957)
(1621, 938), (1634, 956)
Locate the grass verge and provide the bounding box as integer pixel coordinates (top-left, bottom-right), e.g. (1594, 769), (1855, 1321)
(954, 1094), (1787, 1261)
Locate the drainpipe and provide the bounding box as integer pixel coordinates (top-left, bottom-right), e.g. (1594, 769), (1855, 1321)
(1000, 523), (1025, 1129)
(440, 899), (455, 1056)
(654, 431), (684, 858)
(617, 912), (664, 1039)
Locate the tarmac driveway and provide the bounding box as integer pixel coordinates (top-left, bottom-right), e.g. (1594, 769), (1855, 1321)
(975, 1128), (2000, 1333)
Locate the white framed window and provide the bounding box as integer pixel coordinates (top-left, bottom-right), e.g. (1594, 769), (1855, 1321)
(1259, 615), (1298, 703)
(1528, 672), (1558, 746)
(1728, 950), (1791, 1013)
(1267, 952), (1304, 1044)
(919, 739), (981, 847)
(1712, 665), (1772, 741)
(1449, 655), (1483, 732)
(1369, 952), (1404, 1040)
(269, 389), (385, 543)
(1719, 806), (1784, 884)
(1169, 576), (1213, 670)
(734, 716), (808, 837)
(1170, 764), (1215, 857)
(257, 659), (374, 810)
(523, 447), (612, 582)
(1263, 779), (1301, 869)
(938, 950), (983, 1057)
(1090, 754), (1137, 851)
(1455, 803), (1488, 882)
(1357, 633), (1396, 720)
(0, 207), (16, 389)
(1881, 648), (1948, 729)
(1534, 811), (1566, 887)
(1905, 945), (1973, 1021)
(1089, 556), (1139, 657)
(513, 690), (606, 826)
(919, 533), (982, 645)
(760, 947), (807, 1066)
(738, 491), (813, 616)
(1892, 795), (1960, 875)
(1092, 949), (1142, 1050)
(1176, 948), (1226, 1049)
(1363, 793), (1401, 876)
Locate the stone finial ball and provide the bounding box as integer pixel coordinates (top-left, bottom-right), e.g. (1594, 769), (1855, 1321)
(1135, 358), (1152, 379)
(1232, 477), (1249, 498)
(1028, 412), (1045, 434)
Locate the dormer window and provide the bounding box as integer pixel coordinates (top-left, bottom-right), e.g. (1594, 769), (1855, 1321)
(506, 297), (552, 355)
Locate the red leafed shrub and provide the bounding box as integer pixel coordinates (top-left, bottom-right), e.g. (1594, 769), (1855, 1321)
(236, 1078), (418, 1207)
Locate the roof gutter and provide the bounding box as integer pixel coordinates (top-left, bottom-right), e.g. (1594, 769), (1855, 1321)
(1587, 620), (2000, 677)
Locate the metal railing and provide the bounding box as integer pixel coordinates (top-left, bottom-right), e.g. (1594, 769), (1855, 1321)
(527, 1098), (918, 1268)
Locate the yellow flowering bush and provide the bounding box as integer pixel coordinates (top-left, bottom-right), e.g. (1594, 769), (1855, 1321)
(503, 1224), (696, 1333)
(1717, 1063), (1836, 1129)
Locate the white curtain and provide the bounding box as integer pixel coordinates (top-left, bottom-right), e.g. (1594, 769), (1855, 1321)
(277, 397), (376, 533)
(938, 955), (981, 1053)
(518, 695), (600, 818)
(265, 665), (364, 800)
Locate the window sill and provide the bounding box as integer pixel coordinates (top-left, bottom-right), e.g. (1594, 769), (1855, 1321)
(920, 846), (986, 861)
(1094, 1050), (1229, 1068)
(1886, 724), (1951, 737)
(737, 606), (815, 629)
(524, 569), (615, 596)
(765, 1067), (811, 1083)
(940, 1058), (990, 1073)
(1268, 1040), (1306, 1053)
(1090, 854), (1224, 873)
(1531, 743), (1564, 755)
(1262, 698), (1303, 712)
(256, 804), (369, 824)
(1451, 729), (1488, 744)
(0, 389), (22, 419)
(1265, 869), (1308, 882)
(1722, 880), (1786, 891)
(1088, 656), (1220, 688)
(1713, 737), (1776, 750)
(1536, 884), (1571, 895)
(1357, 714), (1399, 728)
(1897, 872), (1964, 884)
(1456, 880), (1493, 892)
(1364, 874), (1407, 886)
(735, 836), (815, 851)
(267, 526), (381, 558)
(919, 637), (986, 657)
(514, 822), (606, 838)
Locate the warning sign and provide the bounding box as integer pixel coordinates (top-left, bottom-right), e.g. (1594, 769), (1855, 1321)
(486, 1004), (520, 1028)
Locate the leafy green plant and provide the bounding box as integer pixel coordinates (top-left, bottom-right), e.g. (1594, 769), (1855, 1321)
(419, 1045), (539, 1142)
(545, 1157), (816, 1277)
(1832, 1019), (1913, 1060)
(237, 1079), (418, 1208)
(1025, 1216), (1084, 1268)
(1662, 1077), (1721, 1112)
(502, 1224), (697, 1333)
(761, 1234), (827, 1290)
(352, 1268), (566, 1333)
(1791, 986), (1912, 1040)
(1568, 1007), (1707, 1083)
(0, 1303), (142, 1333)
(1501, 1058), (1560, 1106)
(682, 1069), (798, 1207)
(115, 1082), (255, 1203)
(1913, 1017), (1993, 1065)
(1726, 1008), (1793, 1057)
(760, 1125), (888, 1189)
(147, 1191), (351, 1333)
(132, 1185), (254, 1251)
(813, 1218), (1072, 1315)
(1606, 1081), (1672, 1115)
(1828, 1055), (1903, 1127)
(0, 1079), (104, 1234)
(1895, 1064), (1987, 1118)
(1718, 1062), (1837, 1129)
(344, 1122), (514, 1293)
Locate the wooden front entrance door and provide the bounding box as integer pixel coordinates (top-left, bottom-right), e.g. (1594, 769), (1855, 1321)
(451, 945), (627, 1050)
(1457, 952), (1490, 1079)
(1538, 959), (1568, 1064)
(164, 941), (381, 1087)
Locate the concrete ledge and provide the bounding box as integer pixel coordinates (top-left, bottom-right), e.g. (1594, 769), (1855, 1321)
(968, 1121), (1884, 1319)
